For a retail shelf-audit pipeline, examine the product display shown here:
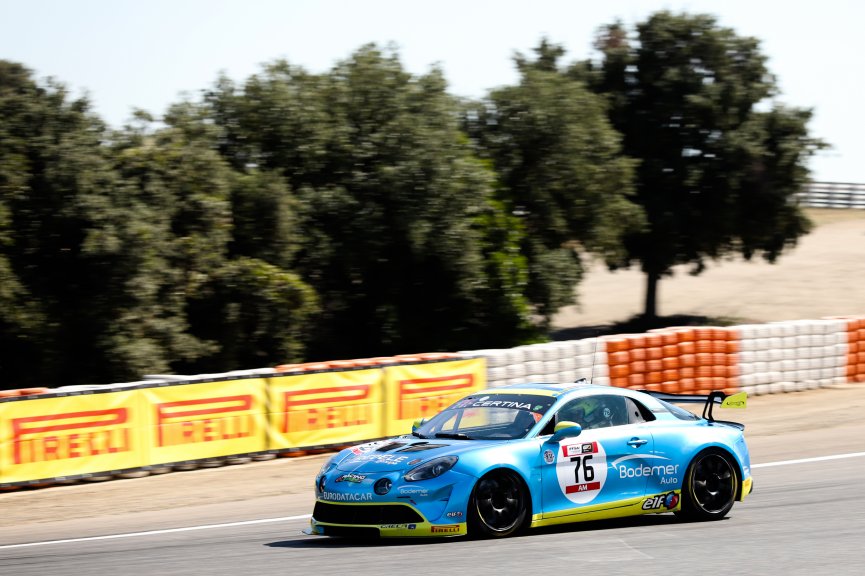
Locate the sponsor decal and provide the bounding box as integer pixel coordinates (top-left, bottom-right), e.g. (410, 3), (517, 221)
(10, 409), (132, 464)
(398, 374), (476, 420)
(430, 525), (461, 534)
(155, 396), (254, 447)
(452, 395), (554, 416)
(381, 524), (417, 529)
(281, 384), (373, 433)
(642, 491), (680, 511)
(350, 453), (409, 465)
(555, 439), (608, 504)
(612, 455), (680, 480)
(321, 491), (374, 502)
(459, 396), (533, 410)
(543, 449), (555, 464)
(445, 511), (464, 518)
(335, 473), (366, 483)
(562, 442), (598, 458)
(398, 486), (429, 497)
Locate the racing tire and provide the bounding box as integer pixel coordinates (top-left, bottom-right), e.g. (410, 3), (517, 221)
(676, 448), (738, 521)
(467, 469), (529, 538)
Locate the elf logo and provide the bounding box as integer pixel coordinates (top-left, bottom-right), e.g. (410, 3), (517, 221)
(642, 491), (679, 510)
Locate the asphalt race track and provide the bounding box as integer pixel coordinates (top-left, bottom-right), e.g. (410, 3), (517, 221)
(1, 448), (863, 576)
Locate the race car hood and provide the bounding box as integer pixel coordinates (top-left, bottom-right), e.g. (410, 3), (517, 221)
(333, 438), (493, 473)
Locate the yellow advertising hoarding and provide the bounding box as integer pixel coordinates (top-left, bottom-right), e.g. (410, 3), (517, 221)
(267, 369), (384, 450)
(141, 379), (267, 465)
(383, 358), (486, 436)
(0, 390), (146, 485)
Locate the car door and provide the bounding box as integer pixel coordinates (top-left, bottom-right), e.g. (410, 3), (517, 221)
(538, 394), (654, 520)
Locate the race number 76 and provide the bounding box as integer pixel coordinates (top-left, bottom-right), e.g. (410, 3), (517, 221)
(571, 455), (595, 482)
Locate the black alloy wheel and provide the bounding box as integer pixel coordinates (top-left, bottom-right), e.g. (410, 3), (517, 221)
(468, 470), (528, 538)
(677, 449), (738, 521)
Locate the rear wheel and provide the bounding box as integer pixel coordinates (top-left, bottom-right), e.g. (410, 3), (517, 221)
(468, 470), (528, 538)
(676, 448), (738, 521)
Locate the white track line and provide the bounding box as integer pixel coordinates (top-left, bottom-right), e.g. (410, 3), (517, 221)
(4, 450), (865, 550)
(0, 514), (312, 550)
(751, 451), (865, 469)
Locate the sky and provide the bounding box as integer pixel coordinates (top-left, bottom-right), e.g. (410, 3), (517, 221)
(1, 0), (862, 183)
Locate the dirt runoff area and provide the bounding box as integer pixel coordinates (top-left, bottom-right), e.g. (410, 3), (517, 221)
(1, 208), (864, 544)
(552, 208), (865, 329)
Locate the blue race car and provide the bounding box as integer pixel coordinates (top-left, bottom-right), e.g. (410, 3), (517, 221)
(306, 381), (753, 538)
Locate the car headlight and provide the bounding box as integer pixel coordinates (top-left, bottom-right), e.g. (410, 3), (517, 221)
(404, 456), (458, 482)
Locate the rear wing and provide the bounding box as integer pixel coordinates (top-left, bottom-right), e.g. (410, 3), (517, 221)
(640, 390), (747, 424)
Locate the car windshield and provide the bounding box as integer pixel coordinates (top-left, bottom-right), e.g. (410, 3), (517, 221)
(413, 393), (556, 440)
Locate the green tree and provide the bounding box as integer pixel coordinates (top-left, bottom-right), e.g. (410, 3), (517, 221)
(112, 103), (319, 374)
(463, 40), (643, 324)
(0, 59), (320, 388)
(572, 12), (824, 319)
(0, 61), (147, 386)
(206, 45), (537, 357)
(0, 62), (47, 386)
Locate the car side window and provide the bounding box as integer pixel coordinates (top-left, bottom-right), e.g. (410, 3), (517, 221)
(556, 395), (629, 430)
(624, 397), (655, 424)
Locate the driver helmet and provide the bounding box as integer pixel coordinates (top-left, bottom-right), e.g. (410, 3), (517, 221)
(564, 397), (608, 427)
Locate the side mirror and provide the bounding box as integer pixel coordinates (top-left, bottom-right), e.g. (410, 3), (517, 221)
(550, 421), (582, 443)
(411, 418), (427, 434)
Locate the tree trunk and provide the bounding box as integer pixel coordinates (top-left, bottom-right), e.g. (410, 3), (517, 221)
(644, 269), (660, 320)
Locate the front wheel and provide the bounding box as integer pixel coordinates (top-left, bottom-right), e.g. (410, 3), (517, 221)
(468, 470), (528, 538)
(676, 448), (738, 521)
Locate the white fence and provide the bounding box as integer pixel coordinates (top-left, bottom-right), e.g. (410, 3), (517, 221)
(797, 182), (865, 209)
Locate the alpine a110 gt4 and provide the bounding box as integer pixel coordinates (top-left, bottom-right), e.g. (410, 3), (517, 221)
(306, 381), (752, 538)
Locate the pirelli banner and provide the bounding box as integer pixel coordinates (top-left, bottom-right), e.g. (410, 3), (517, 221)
(267, 368), (385, 451)
(0, 389), (146, 485)
(0, 357), (485, 485)
(141, 378), (267, 465)
(382, 358), (486, 437)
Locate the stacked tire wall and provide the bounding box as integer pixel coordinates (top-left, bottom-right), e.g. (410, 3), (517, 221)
(467, 316), (865, 394)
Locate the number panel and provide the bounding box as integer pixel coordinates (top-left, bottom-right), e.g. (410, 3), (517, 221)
(540, 427), (653, 517)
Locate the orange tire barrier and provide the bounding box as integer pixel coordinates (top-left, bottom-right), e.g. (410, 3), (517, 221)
(274, 363), (303, 373)
(605, 327), (741, 395)
(844, 317), (865, 383)
(326, 359), (362, 370)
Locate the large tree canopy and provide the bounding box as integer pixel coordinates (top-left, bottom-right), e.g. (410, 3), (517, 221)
(463, 40), (643, 323)
(0, 63), (320, 387)
(0, 60), (130, 385)
(571, 12), (824, 318)
(205, 45), (538, 358)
